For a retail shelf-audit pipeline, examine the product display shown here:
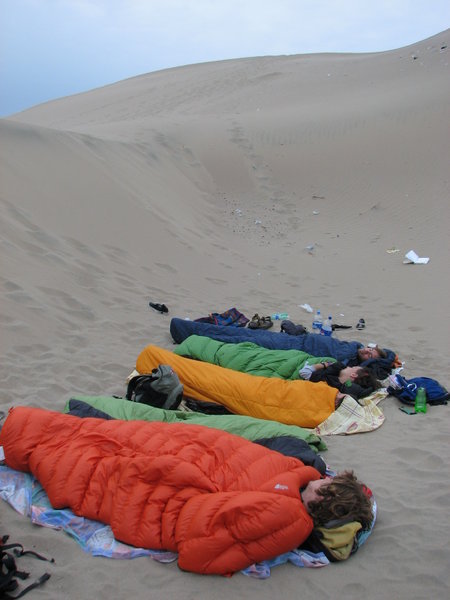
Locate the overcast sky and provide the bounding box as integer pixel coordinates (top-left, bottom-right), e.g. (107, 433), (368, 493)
(1, 0), (449, 117)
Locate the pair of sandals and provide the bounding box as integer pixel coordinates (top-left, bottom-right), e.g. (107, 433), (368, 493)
(248, 314), (273, 330)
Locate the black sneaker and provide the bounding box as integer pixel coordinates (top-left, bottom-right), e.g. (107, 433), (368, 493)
(356, 318), (365, 330)
(149, 302), (169, 314)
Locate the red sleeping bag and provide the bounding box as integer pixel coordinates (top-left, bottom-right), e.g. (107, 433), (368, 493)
(0, 406), (320, 575)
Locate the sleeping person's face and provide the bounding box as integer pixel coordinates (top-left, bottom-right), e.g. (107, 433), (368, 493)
(339, 366), (361, 382)
(301, 479), (331, 512)
(358, 346), (381, 361)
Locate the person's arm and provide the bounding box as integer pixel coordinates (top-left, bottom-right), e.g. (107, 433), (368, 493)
(317, 362), (333, 369)
(299, 361), (332, 380)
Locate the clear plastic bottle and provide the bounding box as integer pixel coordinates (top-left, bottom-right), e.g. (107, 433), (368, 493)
(321, 315), (333, 336)
(414, 387), (427, 413)
(271, 312), (289, 320)
(312, 310), (323, 333)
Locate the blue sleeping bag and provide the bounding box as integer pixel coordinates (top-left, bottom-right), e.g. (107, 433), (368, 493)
(170, 317), (363, 362)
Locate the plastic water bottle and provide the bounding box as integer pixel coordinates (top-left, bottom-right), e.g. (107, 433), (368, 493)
(312, 310), (323, 333)
(414, 387), (427, 413)
(321, 315), (333, 336)
(271, 312), (289, 320)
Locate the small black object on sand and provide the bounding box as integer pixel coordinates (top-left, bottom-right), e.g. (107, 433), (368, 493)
(149, 302), (169, 314)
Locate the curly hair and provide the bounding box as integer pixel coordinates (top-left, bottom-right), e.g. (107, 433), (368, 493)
(307, 471), (373, 530)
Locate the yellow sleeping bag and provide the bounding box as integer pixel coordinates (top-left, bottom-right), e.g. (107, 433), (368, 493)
(136, 345), (337, 428)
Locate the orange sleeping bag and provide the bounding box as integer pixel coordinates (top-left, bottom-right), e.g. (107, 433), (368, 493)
(0, 406), (320, 575)
(136, 345), (337, 428)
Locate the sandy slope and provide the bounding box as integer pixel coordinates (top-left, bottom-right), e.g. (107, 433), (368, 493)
(1, 30), (449, 600)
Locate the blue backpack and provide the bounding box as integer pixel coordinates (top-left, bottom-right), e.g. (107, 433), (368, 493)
(387, 375), (449, 406)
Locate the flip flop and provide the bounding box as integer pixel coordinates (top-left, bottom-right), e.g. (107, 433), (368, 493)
(356, 318), (365, 330)
(149, 302), (169, 314)
(332, 324), (353, 330)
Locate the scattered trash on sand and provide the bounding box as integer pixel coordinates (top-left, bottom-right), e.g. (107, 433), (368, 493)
(403, 250), (430, 264)
(298, 304), (313, 313)
(386, 247), (400, 254)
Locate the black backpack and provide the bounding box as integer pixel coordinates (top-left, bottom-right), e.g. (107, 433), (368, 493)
(126, 365), (183, 410)
(0, 535), (53, 599)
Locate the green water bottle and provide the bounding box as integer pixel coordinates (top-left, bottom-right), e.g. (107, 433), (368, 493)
(414, 387), (427, 413)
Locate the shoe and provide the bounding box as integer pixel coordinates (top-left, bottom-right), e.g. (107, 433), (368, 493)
(259, 316), (273, 330)
(248, 314), (273, 329)
(356, 318), (365, 330)
(248, 314), (261, 329)
(149, 302), (169, 314)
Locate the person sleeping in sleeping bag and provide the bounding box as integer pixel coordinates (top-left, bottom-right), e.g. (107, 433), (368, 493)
(300, 361), (381, 400)
(169, 318), (398, 379)
(0, 407), (374, 575)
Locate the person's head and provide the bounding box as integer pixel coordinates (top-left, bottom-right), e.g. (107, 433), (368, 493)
(302, 471), (373, 530)
(339, 366), (363, 383)
(353, 367), (381, 390)
(357, 345), (387, 362)
(339, 366), (381, 391)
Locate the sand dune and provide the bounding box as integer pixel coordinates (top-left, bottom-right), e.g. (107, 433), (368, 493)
(1, 30), (449, 599)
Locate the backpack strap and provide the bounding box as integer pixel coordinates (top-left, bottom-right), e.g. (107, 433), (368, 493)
(1, 573), (51, 599)
(125, 375), (148, 401)
(8, 544), (55, 563)
(126, 372), (161, 402)
(1, 536), (52, 599)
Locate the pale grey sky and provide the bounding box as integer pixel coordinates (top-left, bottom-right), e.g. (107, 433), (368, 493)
(1, 0), (449, 117)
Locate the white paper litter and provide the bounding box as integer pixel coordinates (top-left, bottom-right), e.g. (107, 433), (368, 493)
(299, 303), (313, 313)
(403, 250), (430, 264)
